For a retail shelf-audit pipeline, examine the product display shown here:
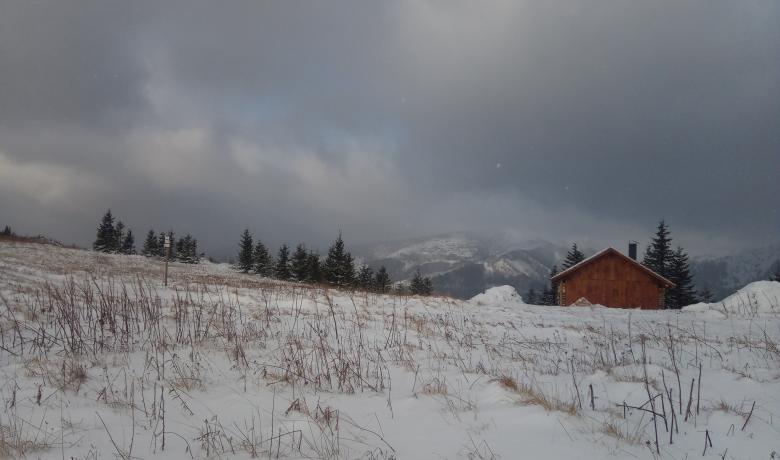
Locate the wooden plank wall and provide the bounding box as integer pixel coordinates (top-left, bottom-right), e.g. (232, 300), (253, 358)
(558, 252), (662, 309)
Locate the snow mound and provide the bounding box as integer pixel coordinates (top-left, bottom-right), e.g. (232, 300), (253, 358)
(470, 285), (525, 306)
(683, 281), (780, 316)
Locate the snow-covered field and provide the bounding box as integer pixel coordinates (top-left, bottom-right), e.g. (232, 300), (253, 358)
(1, 240), (778, 459)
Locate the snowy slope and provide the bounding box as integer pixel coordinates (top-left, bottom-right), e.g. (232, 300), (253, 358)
(1, 240), (779, 460)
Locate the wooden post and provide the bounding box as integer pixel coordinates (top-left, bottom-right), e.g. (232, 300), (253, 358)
(163, 234), (170, 287)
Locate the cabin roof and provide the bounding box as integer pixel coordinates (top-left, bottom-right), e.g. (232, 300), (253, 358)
(551, 247), (675, 288)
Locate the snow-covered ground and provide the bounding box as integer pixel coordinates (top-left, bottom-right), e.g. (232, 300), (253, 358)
(1, 240), (778, 459)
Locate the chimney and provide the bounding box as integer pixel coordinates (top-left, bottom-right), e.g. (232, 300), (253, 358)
(628, 241), (638, 260)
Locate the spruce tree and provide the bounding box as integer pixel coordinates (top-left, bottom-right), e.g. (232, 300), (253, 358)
(548, 265), (560, 305)
(93, 210), (116, 252)
(166, 231), (176, 260)
(157, 231), (168, 257)
(290, 243), (309, 282)
(666, 247), (698, 309)
(642, 220), (673, 279)
(113, 221), (125, 253)
(275, 244), (292, 280)
(175, 237), (185, 261)
(698, 287), (715, 303)
(561, 243), (585, 270)
(1, 225), (12, 236)
(422, 277), (434, 295)
(305, 251), (322, 283)
(410, 269), (425, 295)
(252, 241), (273, 276)
(237, 229), (254, 272)
(142, 229), (158, 257)
(374, 266), (391, 294)
(357, 265), (374, 290)
(121, 230), (135, 254)
(769, 261), (780, 282)
(524, 287), (538, 305)
(324, 232), (355, 287)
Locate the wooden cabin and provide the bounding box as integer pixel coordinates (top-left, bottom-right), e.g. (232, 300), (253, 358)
(551, 246), (674, 309)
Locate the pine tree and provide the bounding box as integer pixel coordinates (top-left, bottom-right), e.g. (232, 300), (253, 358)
(524, 287), (538, 305)
(175, 237), (185, 261)
(769, 261), (780, 282)
(157, 231), (168, 257)
(698, 287), (715, 303)
(410, 269), (425, 295)
(548, 265), (559, 305)
(666, 247), (698, 309)
(113, 221), (125, 253)
(237, 229), (254, 272)
(357, 265), (374, 290)
(142, 229), (158, 257)
(1, 225), (12, 236)
(374, 266), (391, 294)
(93, 210), (116, 253)
(561, 243), (585, 270)
(290, 243), (309, 282)
(252, 241), (273, 276)
(324, 232), (355, 287)
(422, 277), (434, 296)
(305, 251), (322, 283)
(642, 220), (673, 279)
(121, 230), (135, 254)
(166, 231), (176, 260)
(275, 244), (292, 280)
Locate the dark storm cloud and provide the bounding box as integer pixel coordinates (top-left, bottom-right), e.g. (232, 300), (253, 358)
(1, 0), (778, 256)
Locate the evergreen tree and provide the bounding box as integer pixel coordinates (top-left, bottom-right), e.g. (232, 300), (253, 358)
(642, 220), (673, 279)
(561, 243), (585, 270)
(666, 247), (698, 309)
(113, 221), (125, 253)
(546, 265), (560, 305)
(142, 229), (158, 257)
(290, 243), (309, 282)
(157, 231), (168, 257)
(237, 229), (254, 272)
(374, 266), (391, 294)
(166, 231), (176, 260)
(422, 277), (434, 296)
(93, 210), (116, 253)
(698, 287), (715, 303)
(410, 269), (426, 295)
(121, 230), (135, 255)
(275, 244), (292, 280)
(252, 241), (273, 276)
(323, 232), (355, 287)
(175, 237), (185, 260)
(305, 251), (322, 283)
(357, 265), (374, 290)
(769, 261), (780, 282)
(524, 287), (538, 305)
(1, 225), (12, 236)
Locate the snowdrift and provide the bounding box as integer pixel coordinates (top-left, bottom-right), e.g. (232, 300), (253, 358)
(469, 285), (525, 306)
(683, 280), (780, 316)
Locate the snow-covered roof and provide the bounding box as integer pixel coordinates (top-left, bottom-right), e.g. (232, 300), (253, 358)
(551, 247), (675, 288)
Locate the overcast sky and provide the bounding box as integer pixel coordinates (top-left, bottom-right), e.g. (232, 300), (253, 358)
(1, 0), (778, 257)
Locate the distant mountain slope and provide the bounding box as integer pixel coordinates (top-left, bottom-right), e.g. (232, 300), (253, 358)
(691, 243), (780, 300)
(356, 231), (571, 299)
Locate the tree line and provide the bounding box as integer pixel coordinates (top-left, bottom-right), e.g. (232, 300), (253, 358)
(528, 220), (701, 309)
(93, 210), (201, 264)
(235, 229), (433, 295)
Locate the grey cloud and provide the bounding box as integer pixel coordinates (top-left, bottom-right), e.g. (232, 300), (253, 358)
(0, 0), (778, 256)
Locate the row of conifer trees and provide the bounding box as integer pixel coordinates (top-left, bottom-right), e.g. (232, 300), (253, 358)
(93, 210), (200, 264)
(236, 229), (434, 295)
